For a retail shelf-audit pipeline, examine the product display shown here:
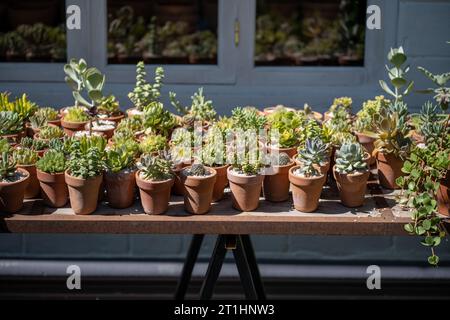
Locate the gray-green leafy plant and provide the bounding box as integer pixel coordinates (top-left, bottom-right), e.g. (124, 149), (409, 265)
(142, 101), (176, 137)
(335, 142), (368, 174)
(34, 107), (59, 121)
(20, 137), (48, 151)
(184, 163), (209, 176)
(0, 111), (23, 135)
(36, 150), (66, 174)
(138, 154), (173, 181)
(0, 151), (17, 182)
(13, 148), (38, 165)
(128, 62), (164, 111)
(97, 95), (121, 116)
(417, 66), (450, 111)
(67, 147), (105, 179)
(297, 138), (329, 166)
(0, 138), (10, 153)
(29, 113), (48, 129)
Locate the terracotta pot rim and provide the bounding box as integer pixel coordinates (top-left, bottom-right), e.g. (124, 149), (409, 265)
(332, 165), (369, 177)
(182, 166), (217, 179)
(0, 168), (30, 186)
(37, 168), (64, 176)
(267, 144), (297, 151)
(289, 165), (325, 181)
(65, 170), (103, 181)
(227, 166), (261, 178)
(135, 170), (174, 185)
(271, 161), (295, 169)
(61, 119), (90, 125)
(16, 163), (37, 169)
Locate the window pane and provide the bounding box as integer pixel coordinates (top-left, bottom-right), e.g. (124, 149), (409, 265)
(0, 0), (66, 62)
(107, 0), (218, 65)
(255, 0), (366, 67)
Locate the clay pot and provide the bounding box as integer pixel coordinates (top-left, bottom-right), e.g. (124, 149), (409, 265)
(227, 167), (264, 211)
(126, 107), (144, 118)
(36, 169), (68, 207)
(333, 166), (370, 207)
(263, 161), (294, 202)
(376, 152), (404, 189)
(0, 168), (29, 213)
(263, 106), (297, 115)
(16, 164), (40, 199)
(268, 145), (298, 158)
(172, 161), (191, 196)
(181, 167), (217, 214)
(65, 171), (103, 215)
(355, 131), (376, 165)
(289, 166), (326, 212)
(437, 170), (450, 216)
(61, 119), (89, 137)
(136, 170), (174, 215)
(1, 131), (26, 145)
(47, 117), (62, 127)
(100, 112), (125, 124)
(104, 169), (136, 209)
(84, 123), (115, 140)
(211, 164), (229, 202)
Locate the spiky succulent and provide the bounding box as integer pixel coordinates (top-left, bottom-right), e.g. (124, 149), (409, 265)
(0, 111), (23, 135)
(19, 136), (48, 151)
(38, 125), (64, 140)
(67, 147), (105, 179)
(128, 62), (164, 111)
(5, 93), (37, 120)
(106, 147), (135, 174)
(0, 151), (17, 181)
(138, 154), (173, 181)
(13, 148), (38, 165)
(297, 138), (329, 166)
(34, 107), (59, 121)
(335, 142), (368, 174)
(170, 87), (217, 125)
(184, 163), (210, 176)
(231, 107), (266, 131)
(115, 115), (143, 135)
(139, 134), (167, 155)
(29, 113), (48, 129)
(36, 150), (66, 174)
(64, 106), (90, 122)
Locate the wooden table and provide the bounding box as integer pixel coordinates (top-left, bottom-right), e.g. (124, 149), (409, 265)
(0, 181), (423, 300)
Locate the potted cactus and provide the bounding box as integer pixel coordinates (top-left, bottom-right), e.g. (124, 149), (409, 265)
(263, 152), (294, 202)
(0, 111), (25, 145)
(61, 106), (91, 137)
(36, 150), (68, 207)
(12, 147), (39, 199)
(127, 62), (164, 117)
(0, 151), (30, 213)
(333, 142), (369, 207)
(105, 146), (137, 209)
(65, 147), (105, 215)
(181, 163), (217, 215)
(295, 138), (330, 175)
(136, 154), (174, 215)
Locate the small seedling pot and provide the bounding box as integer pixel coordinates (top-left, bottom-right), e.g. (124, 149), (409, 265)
(0, 168), (30, 213)
(181, 167), (217, 214)
(227, 167), (264, 212)
(36, 169), (68, 208)
(136, 170), (174, 215)
(289, 165), (326, 212)
(333, 166), (370, 207)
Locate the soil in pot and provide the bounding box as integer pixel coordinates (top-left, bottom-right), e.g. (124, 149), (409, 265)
(181, 167), (217, 214)
(36, 169), (68, 207)
(17, 164), (40, 199)
(227, 167), (264, 212)
(211, 164), (229, 202)
(104, 169), (136, 209)
(333, 166), (370, 207)
(289, 166), (326, 212)
(65, 171), (103, 215)
(437, 170), (450, 216)
(263, 161), (294, 202)
(136, 170), (174, 215)
(376, 152), (404, 189)
(61, 119), (89, 137)
(0, 168), (29, 213)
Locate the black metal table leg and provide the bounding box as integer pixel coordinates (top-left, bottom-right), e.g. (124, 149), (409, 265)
(200, 235), (227, 300)
(174, 234), (204, 300)
(233, 236), (257, 300)
(241, 235), (266, 300)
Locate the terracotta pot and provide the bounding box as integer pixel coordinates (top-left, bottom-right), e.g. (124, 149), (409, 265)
(65, 171), (103, 215)
(263, 161), (294, 202)
(268, 145), (298, 158)
(437, 170), (450, 216)
(181, 167), (217, 214)
(0, 168), (29, 213)
(263, 106), (297, 115)
(171, 161), (191, 196)
(61, 119), (89, 137)
(227, 167), (264, 211)
(211, 164), (229, 202)
(36, 169), (68, 207)
(1, 131), (26, 145)
(136, 170), (174, 215)
(376, 152), (404, 189)
(126, 107), (144, 118)
(100, 112), (125, 124)
(16, 164), (40, 199)
(47, 117), (62, 127)
(104, 169), (136, 209)
(333, 166), (370, 207)
(355, 131), (376, 165)
(289, 166), (326, 212)
(84, 123), (115, 139)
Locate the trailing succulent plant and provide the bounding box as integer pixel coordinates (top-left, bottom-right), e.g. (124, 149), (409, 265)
(140, 134), (167, 155)
(184, 163), (210, 176)
(64, 106), (91, 122)
(170, 87), (217, 126)
(0, 111), (23, 135)
(354, 96), (390, 132)
(231, 107), (266, 131)
(97, 95), (120, 116)
(106, 147), (135, 174)
(67, 147), (105, 179)
(38, 125), (64, 140)
(138, 154), (173, 181)
(142, 101), (176, 137)
(297, 138), (330, 166)
(13, 148), (38, 165)
(267, 107), (303, 148)
(335, 142), (368, 174)
(128, 62), (164, 111)
(0, 151), (17, 182)
(36, 150), (66, 174)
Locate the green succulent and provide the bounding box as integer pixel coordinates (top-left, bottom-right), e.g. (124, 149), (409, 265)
(13, 148), (38, 165)
(335, 142), (368, 174)
(38, 125), (64, 140)
(138, 154), (173, 181)
(71, 135), (107, 158)
(297, 138), (329, 166)
(267, 108), (303, 148)
(1, 94), (38, 120)
(0, 138), (10, 153)
(29, 113), (48, 129)
(270, 152), (291, 167)
(202, 137), (226, 167)
(0, 111), (23, 135)
(110, 134), (140, 158)
(106, 147), (135, 174)
(328, 96), (353, 114)
(115, 116), (143, 135)
(128, 62), (164, 111)
(354, 96), (390, 132)
(67, 147), (105, 179)
(184, 163), (210, 176)
(36, 150), (66, 174)
(47, 138), (66, 154)
(19, 136), (48, 151)
(97, 95), (121, 116)
(0, 151), (17, 182)
(64, 106), (91, 122)
(142, 101), (176, 137)
(139, 134), (167, 155)
(170, 87), (217, 125)
(231, 107), (266, 131)
(34, 107), (59, 121)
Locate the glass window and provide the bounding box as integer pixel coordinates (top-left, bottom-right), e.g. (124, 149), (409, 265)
(255, 0), (366, 67)
(0, 0), (66, 62)
(107, 0), (218, 65)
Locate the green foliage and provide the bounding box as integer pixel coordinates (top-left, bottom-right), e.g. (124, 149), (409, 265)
(184, 163), (209, 176)
(67, 147), (105, 179)
(36, 150), (66, 174)
(13, 148), (38, 165)
(328, 96), (352, 114)
(379, 47), (414, 103)
(0, 138), (10, 153)
(97, 95), (121, 116)
(106, 147), (135, 173)
(297, 138), (329, 166)
(0, 93), (37, 120)
(354, 96), (390, 132)
(335, 142), (368, 174)
(142, 101), (176, 137)
(20, 136), (48, 151)
(231, 107), (266, 131)
(63, 106), (91, 122)
(29, 113), (48, 129)
(38, 125), (64, 140)
(170, 87), (217, 125)
(232, 158), (262, 176)
(0, 111), (23, 135)
(138, 154), (173, 181)
(110, 134), (140, 158)
(115, 116), (143, 135)
(34, 107), (59, 121)
(70, 135), (107, 158)
(202, 127), (226, 167)
(417, 66), (450, 111)
(139, 134), (167, 154)
(128, 62), (164, 111)
(267, 107), (303, 148)
(0, 151), (17, 181)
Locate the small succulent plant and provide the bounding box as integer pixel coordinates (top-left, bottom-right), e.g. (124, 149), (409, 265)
(64, 106), (91, 122)
(139, 134), (167, 155)
(115, 115), (143, 135)
(5, 93), (37, 120)
(97, 95), (120, 116)
(328, 96), (352, 114)
(128, 62), (164, 111)
(297, 138), (329, 166)
(170, 87), (217, 125)
(38, 125), (64, 140)
(36, 150), (66, 174)
(142, 101), (177, 137)
(354, 96), (390, 132)
(106, 147), (135, 174)
(34, 107), (59, 121)
(270, 152), (291, 166)
(29, 113), (48, 129)
(20, 136), (48, 151)
(231, 107), (267, 131)
(335, 142), (368, 174)
(0, 138), (10, 153)
(67, 147), (105, 179)
(0, 151), (17, 182)
(184, 163), (210, 176)
(138, 154), (173, 181)
(0, 111), (23, 135)
(13, 148), (38, 165)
